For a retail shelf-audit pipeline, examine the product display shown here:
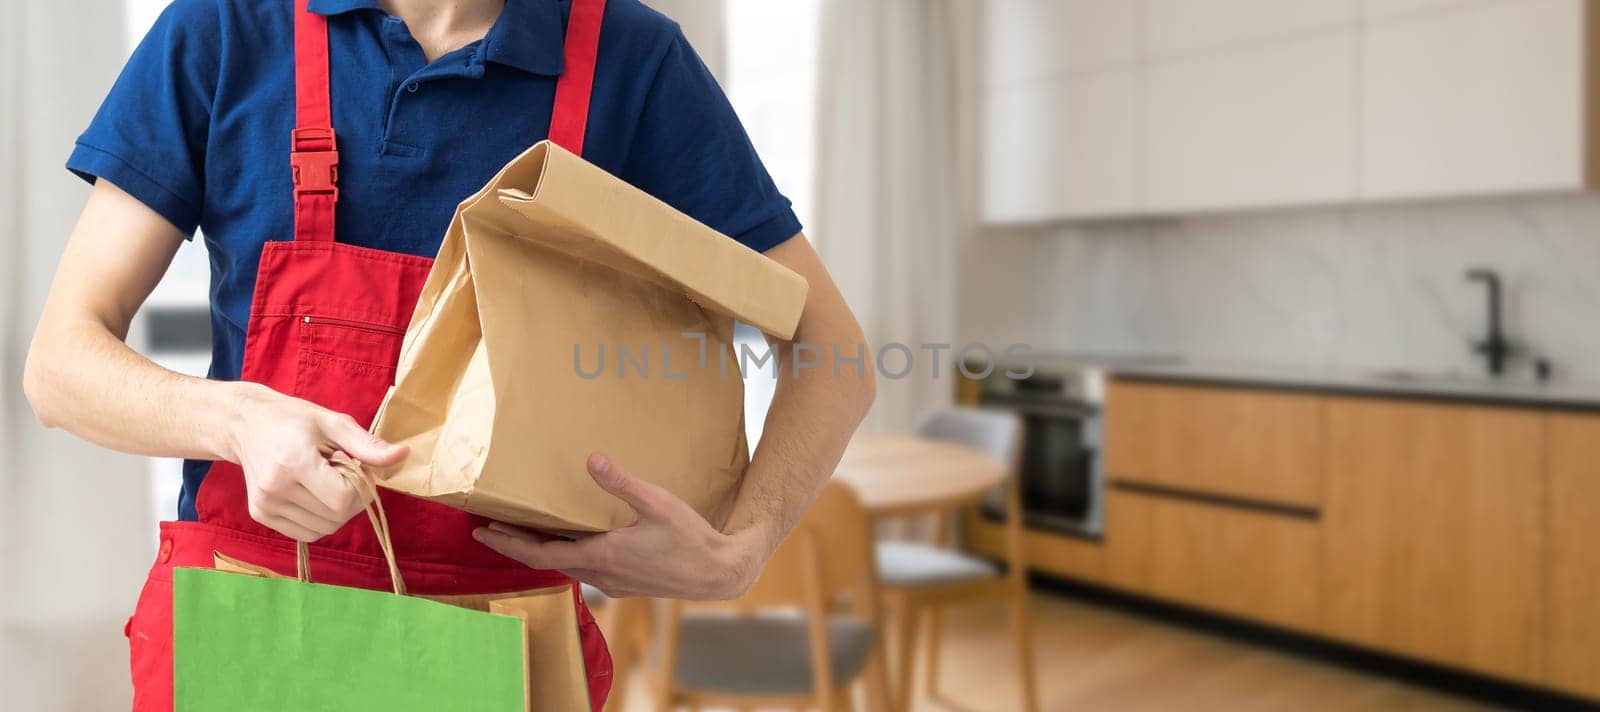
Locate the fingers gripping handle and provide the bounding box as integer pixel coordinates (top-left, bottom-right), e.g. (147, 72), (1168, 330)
(295, 456), (407, 596)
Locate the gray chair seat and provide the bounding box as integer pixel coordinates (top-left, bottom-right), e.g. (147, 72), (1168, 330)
(672, 613), (876, 695)
(579, 583), (605, 607)
(876, 540), (1000, 587)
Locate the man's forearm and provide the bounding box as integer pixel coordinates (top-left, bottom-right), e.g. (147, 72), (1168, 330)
(720, 337), (876, 553)
(25, 180), (252, 465)
(25, 319), (245, 462)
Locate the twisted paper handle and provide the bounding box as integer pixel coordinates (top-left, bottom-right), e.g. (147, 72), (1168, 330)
(295, 455), (407, 596)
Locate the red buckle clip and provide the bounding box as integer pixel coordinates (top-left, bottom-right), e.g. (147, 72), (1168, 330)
(290, 127), (339, 201)
(291, 126), (335, 152)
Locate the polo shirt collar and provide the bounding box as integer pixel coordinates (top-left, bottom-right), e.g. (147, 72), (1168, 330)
(307, 0), (565, 76)
(483, 0), (565, 75)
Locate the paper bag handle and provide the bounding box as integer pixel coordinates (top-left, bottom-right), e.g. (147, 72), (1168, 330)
(295, 455), (407, 596)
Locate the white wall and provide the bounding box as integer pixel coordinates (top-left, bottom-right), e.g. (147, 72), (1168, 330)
(977, 195), (1600, 383)
(647, 0), (726, 79)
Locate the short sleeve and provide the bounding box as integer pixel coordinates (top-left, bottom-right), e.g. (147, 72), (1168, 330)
(619, 30), (801, 253)
(66, 0), (221, 237)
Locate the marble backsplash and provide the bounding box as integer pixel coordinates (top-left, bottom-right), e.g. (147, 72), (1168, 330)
(979, 194), (1600, 385)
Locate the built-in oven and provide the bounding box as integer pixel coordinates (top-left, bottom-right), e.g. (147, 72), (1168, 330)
(977, 369), (1106, 538)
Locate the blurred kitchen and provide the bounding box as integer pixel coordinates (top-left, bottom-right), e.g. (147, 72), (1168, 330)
(5, 0), (1600, 710)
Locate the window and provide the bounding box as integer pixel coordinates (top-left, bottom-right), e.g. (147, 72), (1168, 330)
(724, 0), (821, 228)
(724, 0), (822, 449)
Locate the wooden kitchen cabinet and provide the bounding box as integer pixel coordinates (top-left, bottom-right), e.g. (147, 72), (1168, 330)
(1105, 489), (1322, 631)
(963, 508), (1106, 583)
(1012, 376), (1600, 697)
(1545, 414), (1600, 698)
(1360, 0), (1590, 199)
(1322, 399), (1544, 682)
(1103, 381), (1324, 508)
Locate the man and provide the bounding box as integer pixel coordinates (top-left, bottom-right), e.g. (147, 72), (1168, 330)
(22, 0), (874, 709)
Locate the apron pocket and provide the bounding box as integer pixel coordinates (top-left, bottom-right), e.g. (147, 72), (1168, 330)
(298, 315), (404, 367)
(295, 349), (398, 426)
(293, 314), (404, 425)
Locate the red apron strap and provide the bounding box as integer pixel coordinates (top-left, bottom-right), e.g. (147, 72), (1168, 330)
(291, 0), (338, 242)
(549, 0), (607, 155)
(289, 0), (603, 243)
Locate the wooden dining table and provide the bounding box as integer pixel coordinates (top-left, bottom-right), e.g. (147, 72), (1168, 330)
(832, 431), (1009, 518)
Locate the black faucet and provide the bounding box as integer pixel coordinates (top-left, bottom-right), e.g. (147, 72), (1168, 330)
(1466, 268), (1513, 376)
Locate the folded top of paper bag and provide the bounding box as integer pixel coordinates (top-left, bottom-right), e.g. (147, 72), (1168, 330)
(492, 141), (808, 340)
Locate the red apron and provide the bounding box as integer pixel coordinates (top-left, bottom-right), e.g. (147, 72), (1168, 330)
(125, 0), (613, 709)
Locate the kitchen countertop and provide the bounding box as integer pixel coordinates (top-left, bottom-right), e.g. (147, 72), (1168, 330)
(1010, 351), (1600, 412)
(1110, 360), (1600, 412)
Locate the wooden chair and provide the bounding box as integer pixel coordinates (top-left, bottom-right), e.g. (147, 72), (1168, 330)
(653, 481), (892, 711)
(877, 408), (1035, 712)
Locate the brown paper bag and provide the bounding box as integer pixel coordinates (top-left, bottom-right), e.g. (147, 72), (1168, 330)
(491, 590), (592, 712)
(371, 140), (809, 533)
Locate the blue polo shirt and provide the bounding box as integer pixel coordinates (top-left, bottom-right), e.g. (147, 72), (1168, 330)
(68, 0), (800, 520)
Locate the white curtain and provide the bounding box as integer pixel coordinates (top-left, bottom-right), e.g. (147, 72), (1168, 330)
(812, 0), (974, 431)
(1, 1), (152, 710)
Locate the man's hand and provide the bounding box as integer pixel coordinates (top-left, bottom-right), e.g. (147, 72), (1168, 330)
(225, 383), (409, 542)
(472, 453), (775, 600)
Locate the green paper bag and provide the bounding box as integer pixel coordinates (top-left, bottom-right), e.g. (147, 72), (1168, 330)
(172, 458), (528, 711)
(173, 568), (526, 711)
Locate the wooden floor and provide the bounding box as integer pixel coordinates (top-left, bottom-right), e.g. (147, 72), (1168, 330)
(617, 592), (1508, 711)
